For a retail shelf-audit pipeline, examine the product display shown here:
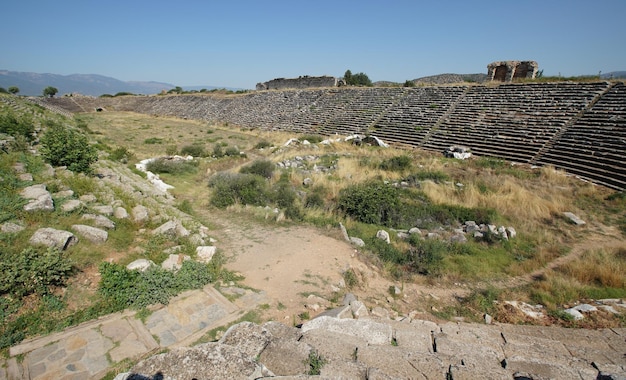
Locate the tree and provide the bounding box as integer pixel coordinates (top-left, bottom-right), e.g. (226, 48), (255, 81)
(8, 86), (19, 95)
(43, 86), (58, 98)
(343, 69), (372, 86)
(344, 70), (352, 83)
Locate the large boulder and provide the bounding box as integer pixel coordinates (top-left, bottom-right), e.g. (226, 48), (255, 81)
(72, 224), (108, 243)
(131, 205), (149, 223)
(81, 214), (116, 229)
(376, 230), (390, 244)
(126, 259), (156, 272)
(152, 220), (189, 238)
(196, 246), (217, 262)
(301, 316), (393, 345)
(21, 184), (54, 212)
(29, 228), (77, 250)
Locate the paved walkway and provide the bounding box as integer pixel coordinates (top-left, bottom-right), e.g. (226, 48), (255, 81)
(1, 286), (265, 380)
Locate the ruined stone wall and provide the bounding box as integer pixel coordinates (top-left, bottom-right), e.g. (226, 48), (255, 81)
(487, 61), (539, 82)
(256, 76), (340, 90)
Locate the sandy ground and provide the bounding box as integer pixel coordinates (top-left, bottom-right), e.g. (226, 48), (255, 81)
(212, 212), (468, 323)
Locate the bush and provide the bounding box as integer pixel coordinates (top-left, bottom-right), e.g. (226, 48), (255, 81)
(379, 155), (412, 171)
(0, 110), (35, 141)
(143, 137), (164, 144)
(208, 172), (269, 208)
(300, 134), (324, 144)
(145, 157), (198, 174)
(180, 144), (207, 157)
(109, 146), (135, 163)
(240, 159), (275, 179)
(254, 140), (272, 149)
(39, 122), (98, 173)
(305, 190), (326, 209)
(98, 261), (214, 310)
(0, 247), (73, 297)
(212, 144), (224, 158)
(224, 146), (241, 157)
(338, 182), (400, 226)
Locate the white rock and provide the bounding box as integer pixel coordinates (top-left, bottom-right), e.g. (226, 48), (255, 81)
(376, 230), (390, 244)
(349, 237), (365, 247)
(114, 206), (129, 219)
(564, 308), (584, 320)
(126, 259), (155, 272)
(563, 212), (586, 225)
(196, 246), (217, 262)
(161, 254), (191, 271)
(573, 304), (598, 313)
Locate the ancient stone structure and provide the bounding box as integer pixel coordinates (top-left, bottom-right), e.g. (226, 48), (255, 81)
(44, 81), (626, 191)
(488, 60), (539, 82)
(256, 75), (342, 90)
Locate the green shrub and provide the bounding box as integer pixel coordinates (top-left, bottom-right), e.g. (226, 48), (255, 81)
(180, 144), (207, 157)
(212, 144), (224, 158)
(145, 157), (198, 174)
(338, 182), (400, 226)
(300, 134), (324, 144)
(0, 110), (35, 141)
(208, 172), (269, 208)
(39, 122), (98, 173)
(0, 247), (73, 297)
(109, 146), (135, 163)
(174, 260), (213, 289)
(240, 159), (275, 179)
(224, 146), (241, 157)
(379, 155), (412, 171)
(305, 190), (325, 209)
(143, 137), (164, 144)
(254, 140), (272, 149)
(305, 350), (327, 375)
(98, 260), (214, 310)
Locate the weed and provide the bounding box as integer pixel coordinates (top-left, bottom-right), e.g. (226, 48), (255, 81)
(379, 155), (412, 171)
(304, 350), (327, 375)
(143, 137), (164, 144)
(342, 268), (359, 289)
(240, 159), (275, 179)
(146, 158), (198, 175)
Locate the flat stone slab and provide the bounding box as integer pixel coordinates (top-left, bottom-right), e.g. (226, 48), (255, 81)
(146, 289), (229, 346)
(29, 228), (78, 250)
(9, 286), (240, 379)
(72, 224), (108, 243)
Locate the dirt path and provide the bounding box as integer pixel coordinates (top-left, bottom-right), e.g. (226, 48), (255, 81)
(194, 210), (473, 323)
(195, 208), (624, 324)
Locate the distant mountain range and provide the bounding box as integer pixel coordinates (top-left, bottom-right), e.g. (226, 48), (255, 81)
(0, 70), (234, 97)
(601, 71), (626, 79)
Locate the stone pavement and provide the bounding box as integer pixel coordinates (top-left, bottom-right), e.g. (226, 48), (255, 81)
(1, 285), (261, 380)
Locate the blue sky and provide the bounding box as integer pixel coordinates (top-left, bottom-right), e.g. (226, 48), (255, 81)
(1, 0), (625, 89)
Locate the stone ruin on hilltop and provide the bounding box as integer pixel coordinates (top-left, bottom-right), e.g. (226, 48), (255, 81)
(256, 75), (344, 90)
(488, 60), (539, 82)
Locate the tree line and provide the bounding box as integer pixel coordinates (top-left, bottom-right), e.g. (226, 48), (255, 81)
(0, 86), (59, 97)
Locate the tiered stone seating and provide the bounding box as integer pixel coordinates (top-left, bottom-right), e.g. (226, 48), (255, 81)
(45, 82), (626, 190)
(536, 82), (626, 189)
(422, 82), (611, 163)
(313, 87), (403, 136)
(370, 86), (467, 146)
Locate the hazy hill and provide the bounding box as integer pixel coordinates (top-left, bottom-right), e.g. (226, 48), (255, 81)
(601, 71), (626, 79)
(0, 70), (175, 96)
(0, 70), (236, 96)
